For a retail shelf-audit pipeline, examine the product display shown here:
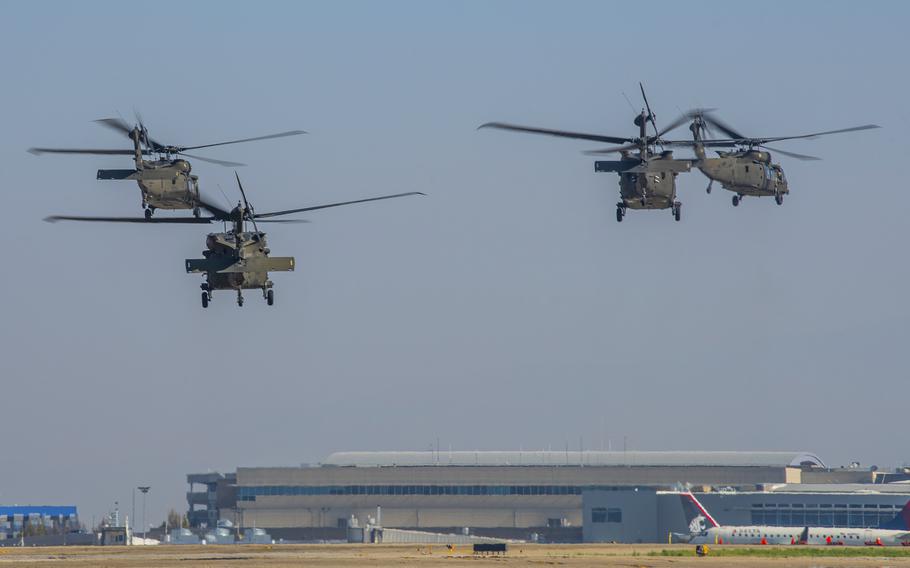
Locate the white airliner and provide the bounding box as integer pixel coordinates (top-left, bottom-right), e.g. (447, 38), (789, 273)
(677, 492), (910, 546)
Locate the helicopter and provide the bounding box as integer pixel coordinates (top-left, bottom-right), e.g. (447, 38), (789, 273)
(480, 84), (693, 222)
(29, 115), (305, 219)
(656, 110), (880, 207)
(44, 173), (424, 308)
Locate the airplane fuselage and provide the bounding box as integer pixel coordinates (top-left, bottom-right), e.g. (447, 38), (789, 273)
(692, 525), (908, 546)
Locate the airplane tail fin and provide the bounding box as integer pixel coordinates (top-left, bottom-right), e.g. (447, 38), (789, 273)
(679, 492), (720, 533)
(879, 500), (910, 530)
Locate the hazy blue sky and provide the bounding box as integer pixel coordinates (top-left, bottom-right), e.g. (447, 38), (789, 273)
(1, 1), (907, 528)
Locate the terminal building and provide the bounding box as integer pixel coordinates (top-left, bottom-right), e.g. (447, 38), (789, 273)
(187, 472), (237, 528)
(0, 506), (79, 542)
(187, 450), (910, 542)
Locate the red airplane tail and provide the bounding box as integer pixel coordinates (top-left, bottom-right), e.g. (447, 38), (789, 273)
(880, 499), (910, 530)
(678, 492), (720, 533)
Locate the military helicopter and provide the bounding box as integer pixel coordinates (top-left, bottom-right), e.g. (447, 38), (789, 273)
(29, 115), (305, 219)
(44, 173), (424, 308)
(656, 110), (880, 207)
(480, 84), (693, 222)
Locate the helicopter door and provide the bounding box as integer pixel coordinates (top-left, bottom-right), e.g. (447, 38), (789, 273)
(185, 176), (198, 200)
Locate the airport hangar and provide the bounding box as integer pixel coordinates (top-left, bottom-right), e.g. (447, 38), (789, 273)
(187, 451), (910, 543)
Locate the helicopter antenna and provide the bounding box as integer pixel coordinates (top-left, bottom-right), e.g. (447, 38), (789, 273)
(216, 183), (232, 210)
(216, 183), (232, 233)
(621, 92), (637, 114)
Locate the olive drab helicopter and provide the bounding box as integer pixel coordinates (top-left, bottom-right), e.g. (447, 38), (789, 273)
(480, 84), (693, 222)
(29, 115), (305, 219)
(44, 173), (424, 308)
(662, 110), (880, 207)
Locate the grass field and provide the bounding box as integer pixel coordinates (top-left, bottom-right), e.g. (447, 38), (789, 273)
(0, 543), (909, 567)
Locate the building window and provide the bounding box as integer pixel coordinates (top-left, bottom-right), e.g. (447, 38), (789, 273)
(591, 508), (622, 523)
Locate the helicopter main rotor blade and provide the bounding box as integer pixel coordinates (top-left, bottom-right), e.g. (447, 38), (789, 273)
(94, 117), (133, 137)
(254, 192), (425, 219)
(195, 194), (234, 220)
(757, 124), (881, 144)
(180, 152), (247, 167)
(583, 143), (639, 155)
(657, 139), (822, 161)
(234, 171), (251, 210)
(28, 147), (143, 156)
(233, 171), (260, 232)
(761, 145), (822, 161)
(655, 108), (718, 138)
(639, 82), (661, 140)
(177, 130), (306, 152)
(44, 215), (213, 224)
(700, 112), (747, 140)
(95, 117), (165, 150)
(257, 219), (310, 224)
(478, 122), (633, 145)
(659, 139), (744, 148)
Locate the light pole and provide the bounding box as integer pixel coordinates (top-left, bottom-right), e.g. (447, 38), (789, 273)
(137, 486), (150, 541)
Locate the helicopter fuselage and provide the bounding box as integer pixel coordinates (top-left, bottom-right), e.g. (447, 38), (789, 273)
(698, 151), (789, 198)
(597, 153), (691, 210)
(186, 230), (294, 306)
(97, 158), (200, 211)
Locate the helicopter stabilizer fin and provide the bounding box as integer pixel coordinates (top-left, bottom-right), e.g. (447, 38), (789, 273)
(215, 257), (295, 273)
(186, 256), (295, 274)
(96, 169), (140, 180)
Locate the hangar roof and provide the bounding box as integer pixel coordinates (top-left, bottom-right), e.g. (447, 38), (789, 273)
(323, 451), (825, 469)
(763, 483), (910, 494)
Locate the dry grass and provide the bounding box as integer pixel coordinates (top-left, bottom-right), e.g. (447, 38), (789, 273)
(0, 543), (909, 567)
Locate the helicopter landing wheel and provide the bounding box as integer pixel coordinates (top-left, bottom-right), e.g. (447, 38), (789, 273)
(775, 193), (784, 206)
(193, 207), (201, 218)
(201, 292), (209, 308)
(267, 289), (274, 306)
(732, 195), (740, 207)
(616, 207), (624, 223)
(673, 202), (681, 222)
(144, 207), (153, 220)
(237, 291), (244, 307)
